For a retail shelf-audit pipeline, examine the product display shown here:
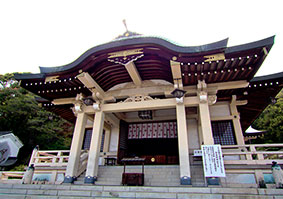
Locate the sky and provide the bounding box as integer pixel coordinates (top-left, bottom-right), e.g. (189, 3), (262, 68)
(0, 0), (282, 77)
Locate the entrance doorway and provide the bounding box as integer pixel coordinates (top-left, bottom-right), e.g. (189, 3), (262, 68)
(128, 138), (179, 164)
(118, 120), (179, 165)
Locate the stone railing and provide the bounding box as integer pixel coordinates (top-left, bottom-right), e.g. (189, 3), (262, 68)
(29, 149), (88, 170)
(28, 150), (70, 167)
(222, 143), (283, 165)
(25, 149), (89, 183)
(0, 171), (25, 184)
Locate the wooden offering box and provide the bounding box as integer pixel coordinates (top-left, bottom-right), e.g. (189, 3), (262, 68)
(121, 157), (145, 186)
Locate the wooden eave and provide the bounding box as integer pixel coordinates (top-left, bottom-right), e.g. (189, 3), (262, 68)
(218, 72), (283, 131)
(14, 36), (280, 128)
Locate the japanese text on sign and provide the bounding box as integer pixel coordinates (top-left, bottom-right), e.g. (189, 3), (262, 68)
(201, 145), (226, 177)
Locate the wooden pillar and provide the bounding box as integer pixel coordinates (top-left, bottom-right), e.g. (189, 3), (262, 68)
(64, 112), (87, 183)
(230, 97), (245, 145)
(176, 102), (191, 185)
(198, 94), (214, 145)
(84, 111), (105, 184)
(198, 91), (220, 186)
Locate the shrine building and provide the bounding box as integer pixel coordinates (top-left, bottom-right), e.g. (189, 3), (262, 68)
(14, 32), (283, 187)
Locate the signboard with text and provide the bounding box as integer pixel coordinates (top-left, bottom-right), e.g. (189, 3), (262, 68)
(201, 145), (226, 177)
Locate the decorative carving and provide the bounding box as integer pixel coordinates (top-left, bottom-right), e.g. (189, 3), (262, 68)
(197, 80), (207, 90)
(208, 95), (217, 105)
(123, 95), (155, 103)
(199, 91), (208, 103)
(93, 103), (100, 111)
(45, 75), (59, 83)
(204, 53), (225, 62)
(71, 102), (83, 116)
(108, 48), (144, 65)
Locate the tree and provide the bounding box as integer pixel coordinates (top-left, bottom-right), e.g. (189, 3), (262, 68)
(0, 73), (17, 89)
(252, 89), (283, 143)
(0, 73), (73, 167)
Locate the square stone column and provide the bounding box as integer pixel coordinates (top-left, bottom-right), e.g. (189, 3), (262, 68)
(84, 111), (105, 184)
(64, 112), (87, 183)
(176, 102), (191, 185)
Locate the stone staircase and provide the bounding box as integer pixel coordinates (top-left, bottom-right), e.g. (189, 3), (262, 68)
(1, 183), (283, 199)
(75, 165), (206, 187)
(75, 165), (181, 186)
(190, 164), (206, 187)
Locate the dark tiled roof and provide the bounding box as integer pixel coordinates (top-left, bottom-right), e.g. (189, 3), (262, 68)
(0, 131), (12, 136)
(14, 36), (281, 131)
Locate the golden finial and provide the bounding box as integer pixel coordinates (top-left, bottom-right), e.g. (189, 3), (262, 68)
(123, 19), (128, 32)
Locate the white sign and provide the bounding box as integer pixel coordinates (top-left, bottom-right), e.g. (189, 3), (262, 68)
(201, 145), (226, 177)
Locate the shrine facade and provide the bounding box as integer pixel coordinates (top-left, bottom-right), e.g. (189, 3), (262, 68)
(15, 33), (283, 186)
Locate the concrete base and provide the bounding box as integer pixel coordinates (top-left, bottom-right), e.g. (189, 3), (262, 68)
(207, 177), (220, 185)
(180, 176), (191, 185)
(63, 176), (76, 183)
(84, 176), (97, 184)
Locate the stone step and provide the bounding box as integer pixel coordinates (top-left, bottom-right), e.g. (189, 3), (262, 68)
(1, 184), (283, 199)
(76, 165), (205, 187)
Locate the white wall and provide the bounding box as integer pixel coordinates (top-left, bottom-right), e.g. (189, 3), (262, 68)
(209, 103), (230, 117)
(109, 125), (119, 152)
(187, 119), (200, 150)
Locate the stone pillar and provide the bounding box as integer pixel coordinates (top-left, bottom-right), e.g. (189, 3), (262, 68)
(85, 111), (105, 184)
(22, 164), (35, 184)
(64, 112), (87, 183)
(230, 100), (245, 145)
(272, 161), (283, 188)
(176, 102), (191, 185)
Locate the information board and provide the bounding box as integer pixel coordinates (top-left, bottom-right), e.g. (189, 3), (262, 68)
(201, 145), (226, 177)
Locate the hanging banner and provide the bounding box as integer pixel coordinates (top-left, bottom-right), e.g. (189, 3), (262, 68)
(128, 122), (177, 139)
(201, 145), (226, 177)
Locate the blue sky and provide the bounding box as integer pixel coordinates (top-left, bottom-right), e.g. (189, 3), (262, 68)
(0, 0), (282, 76)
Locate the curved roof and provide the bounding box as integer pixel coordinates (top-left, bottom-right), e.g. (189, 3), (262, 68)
(15, 35), (274, 93)
(38, 36), (229, 74)
(14, 35), (281, 130)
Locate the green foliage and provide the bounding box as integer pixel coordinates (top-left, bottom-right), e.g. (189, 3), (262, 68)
(252, 89), (283, 143)
(10, 164), (26, 171)
(0, 73), (73, 166)
(0, 73), (17, 89)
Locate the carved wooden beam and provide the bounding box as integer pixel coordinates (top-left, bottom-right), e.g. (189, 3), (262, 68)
(52, 97), (76, 105)
(125, 62), (142, 86)
(170, 60), (183, 88)
(104, 80), (249, 101)
(231, 95), (248, 106)
(76, 72), (105, 98)
(85, 96), (199, 114)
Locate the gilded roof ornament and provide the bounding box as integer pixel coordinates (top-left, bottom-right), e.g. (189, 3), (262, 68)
(108, 48), (144, 65)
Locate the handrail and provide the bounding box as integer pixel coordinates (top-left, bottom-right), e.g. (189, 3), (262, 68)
(221, 143), (283, 165)
(28, 144), (283, 169)
(221, 143), (283, 148)
(0, 172), (24, 185)
(29, 149), (88, 168)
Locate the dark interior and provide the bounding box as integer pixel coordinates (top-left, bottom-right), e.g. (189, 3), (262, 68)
(127, 138), (179, 165)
